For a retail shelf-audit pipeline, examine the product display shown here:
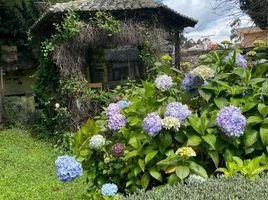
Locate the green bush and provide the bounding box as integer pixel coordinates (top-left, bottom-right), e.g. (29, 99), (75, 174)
(120, 175), (268, 200)
(67, 42), (268, 199)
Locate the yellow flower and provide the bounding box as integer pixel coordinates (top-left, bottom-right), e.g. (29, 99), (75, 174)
(181, 62), (191, 70)
(162, 54), (172, 62)
(246, 50), (256, 57)
(176, 147), (196, 158)
(253, 40), (266, 47)
(191, 65), (215, 80)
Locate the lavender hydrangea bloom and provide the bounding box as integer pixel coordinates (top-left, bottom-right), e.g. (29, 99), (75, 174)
(181, 73), (204, 91)
(164, 102), (192, 121)
(155, 74), (173, 91)
(143, 112), (162, 137)
(225, 52), (247, 68)
(55, 155), (83, 182)
(108, 114), (126, 131)
(216, 106), (247, 137)
(101, 183), (118, 197)
(106, 103), (120, 118)
(117, 100), (130, 108)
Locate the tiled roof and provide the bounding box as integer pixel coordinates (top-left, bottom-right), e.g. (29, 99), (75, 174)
(31, 0), (197, 32)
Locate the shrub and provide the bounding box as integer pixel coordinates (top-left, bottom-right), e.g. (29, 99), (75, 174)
(61, 43), (268, 198)
(120, 175), (268, 200)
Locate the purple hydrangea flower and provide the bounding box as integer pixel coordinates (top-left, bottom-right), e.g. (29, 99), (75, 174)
(216, 106), (247, 137)
(108, 114), (126, 131)
(225, 52), (247, 68)
(111, 143), (125, 158)
(164, 102), (192, 121)
(55, 155), (83, 182)
(117, 100), (130, 108)
(155, 74), (173, 91)
(101, 183), (118, 197)
(106, 103), (120, 118)
(143, 112), (162, 137)
(181, 73), (204, 91)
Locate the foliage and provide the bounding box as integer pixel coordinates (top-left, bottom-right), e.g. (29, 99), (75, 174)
(0, 129), (87, 199)
(32, 10), (81, 138)
(66, 41), (268, 198)
(33, 10), (116, 141)
(217, 154), (268, 179)
(0, 0), (38, 63)
(120, 174), (268, 200)
(94, 11), (121, 36)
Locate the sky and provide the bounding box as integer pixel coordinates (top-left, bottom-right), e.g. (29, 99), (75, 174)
(162, 0), (252, 42)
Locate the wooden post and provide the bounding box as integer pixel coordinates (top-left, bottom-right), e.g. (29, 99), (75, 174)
(175, 30), (182, 69)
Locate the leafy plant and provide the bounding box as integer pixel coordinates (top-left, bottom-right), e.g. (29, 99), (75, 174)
(64, 41), (268, 198)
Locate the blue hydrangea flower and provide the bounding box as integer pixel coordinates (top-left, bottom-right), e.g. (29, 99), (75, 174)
(164, 102), (192, 121)
(89, 134), (105, 150)
(117, 100), (131, 108)
(101, 183), (118, 197)
(155, 74), (173, 91)
(181, 73), (204, 91)
(143, 112), (162, 137)
(225, 52), (247, 68)
(108, 114), (126, 131)
(106, 103), (120, 118)
(215, 106), (247, 137)
(55, 155), (83, 182)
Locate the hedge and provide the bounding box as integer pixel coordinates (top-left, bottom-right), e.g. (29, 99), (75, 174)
(121, 175), (268, 200)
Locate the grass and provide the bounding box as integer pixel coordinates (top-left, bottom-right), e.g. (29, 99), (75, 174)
(0, 129), (87, 200)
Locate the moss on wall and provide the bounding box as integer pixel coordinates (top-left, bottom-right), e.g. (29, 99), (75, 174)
(4, 69), (35, 96)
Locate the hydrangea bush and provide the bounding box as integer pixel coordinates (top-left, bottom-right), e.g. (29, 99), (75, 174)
(56, 42), (268, 199)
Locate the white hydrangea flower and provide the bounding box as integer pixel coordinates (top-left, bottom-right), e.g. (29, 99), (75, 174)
(154, 74), (173, 91)
(89, 134), (105, 150)
(162, 116), (181, 131)
(191, 65), (215, 80)
(187, 174), (206, 184)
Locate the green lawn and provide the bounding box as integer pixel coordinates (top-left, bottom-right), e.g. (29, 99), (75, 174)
(0, 129), (87, 200)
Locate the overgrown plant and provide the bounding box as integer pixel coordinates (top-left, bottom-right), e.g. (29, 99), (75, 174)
(55, 41), (268, 198)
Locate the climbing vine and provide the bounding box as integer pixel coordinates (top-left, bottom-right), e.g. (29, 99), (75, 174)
(33, 10), (117, 139)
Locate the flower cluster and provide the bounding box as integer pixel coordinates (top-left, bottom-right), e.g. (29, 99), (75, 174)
(162, 116), (181, 131)
(182, 66), (215, 91)
(191, 65), (215, 80)
(154, 74), (173, 91)
(187, 174), (206, 184)
(106, 103), (120, 117)
(176, 147), (196, 158)
(55, 155), (83, 182)
(111, 143), (125, 158)
(181, 72), (204, 91)
(143, 113), (162, 137)
(164, 102), (192, 121)
(215, 106), (247, 137)
(89, 134), (105, 150)
(108, 114), (126, 131)
(101, 183), (118, 197)
(162, 54), (172, 62)
(117, 100), (130, 108)
(225, 52), (247, 68)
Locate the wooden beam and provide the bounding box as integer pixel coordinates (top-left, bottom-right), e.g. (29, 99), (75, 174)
(175, 30), (182, 69)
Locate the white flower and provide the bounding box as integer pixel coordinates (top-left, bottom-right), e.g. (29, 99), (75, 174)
(187, 174), (206, 184)
(55, 103), (60, 109)
(162, 116), (181, 131)
(154, 74), (173, 91)
(89, 134), (105, 150)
